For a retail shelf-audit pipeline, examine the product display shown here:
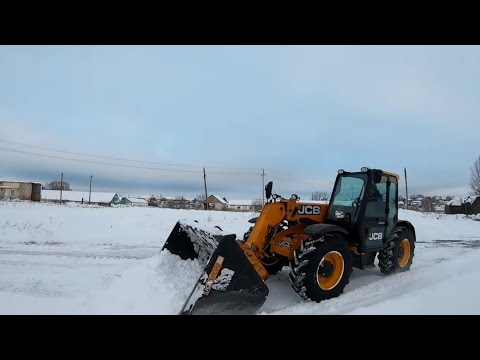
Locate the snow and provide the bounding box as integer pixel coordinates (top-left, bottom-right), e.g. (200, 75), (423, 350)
(1, 201), (480, 314)
(42, 190), (117, 203)
(227, 200), (254, 206)
(124, 198), (148, 204)
(465, 196), (479, 204)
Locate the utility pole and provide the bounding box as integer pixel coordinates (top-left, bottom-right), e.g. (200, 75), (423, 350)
(203, 167), (208, 210)
(404, 167), (409, 210)
(262, 168), (265, 207)
(89, 175), (93, 204)
(60, 172), (63, 203)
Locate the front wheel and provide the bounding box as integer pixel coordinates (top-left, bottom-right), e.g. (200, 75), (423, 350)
(378, 226), (415, 274)
(290, 234), (353, 302)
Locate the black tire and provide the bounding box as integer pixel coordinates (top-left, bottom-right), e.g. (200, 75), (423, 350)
(378, 226), (415, 274)
(260, 252), (287, 275)
(289, 234), (353, 302)
(243, 226), (285, 275)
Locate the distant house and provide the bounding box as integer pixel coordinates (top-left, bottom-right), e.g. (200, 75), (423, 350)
(467, 196), (480, 214)
(119, 197), (149, 207)
(226, 200), (254, 212)
(206, 195), (228, 210)
(445, 196), (480, 215)
(42, 190), (120, 206)
(0, 181), (41, 201)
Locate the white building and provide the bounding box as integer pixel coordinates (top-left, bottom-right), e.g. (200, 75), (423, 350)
(42, 190), (120, 205)
(226, 200), (254, 211)
(119, 197), (149, 207)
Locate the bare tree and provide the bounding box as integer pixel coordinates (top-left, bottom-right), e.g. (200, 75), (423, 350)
(148, 195), (158, 207)
(471, 156), (480, 195)
(311, 191), (328, 201)
(251, 199), (263, 211)
(194, 194), (207, 209)
(421, 197), (434, 212)
(45, 180), (71, 191)
(194, 194), (206, 201)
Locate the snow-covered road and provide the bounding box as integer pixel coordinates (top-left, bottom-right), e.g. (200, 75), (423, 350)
(1, 201), (479, 314)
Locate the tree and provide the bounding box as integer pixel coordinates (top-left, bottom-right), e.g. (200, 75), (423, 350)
(311, 191), (328, 201)
(194, 194), (206, 202)
(471, 156), (480, 195)
(251, 199), (263, 211)
(44, 180), (71, 191)
(148, 195), (158, 207)
(421, 197), (435, 212)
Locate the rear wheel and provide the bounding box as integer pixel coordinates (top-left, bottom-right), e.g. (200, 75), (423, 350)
(290, 234), (352, 302)
(378, 226), (415, 274)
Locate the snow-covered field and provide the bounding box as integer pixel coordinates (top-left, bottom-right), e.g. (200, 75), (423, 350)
(1, 201), (480, 314)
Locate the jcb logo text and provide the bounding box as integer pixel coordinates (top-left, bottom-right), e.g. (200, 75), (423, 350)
(297, 205), (321, 215)
(369, 232), (383, 241)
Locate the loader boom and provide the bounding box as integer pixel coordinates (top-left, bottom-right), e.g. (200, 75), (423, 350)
(241, 199), (329, 279)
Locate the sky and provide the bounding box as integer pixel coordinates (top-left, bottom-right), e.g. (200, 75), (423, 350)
(0, 45), (479, 199)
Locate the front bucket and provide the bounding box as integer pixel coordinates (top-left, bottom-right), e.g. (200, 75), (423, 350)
(161, 221), (223, 262)
(180, 235), (269, 315)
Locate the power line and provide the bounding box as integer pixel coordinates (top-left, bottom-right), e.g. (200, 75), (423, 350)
(0, 139), (327, 182)
(0, 146), (262, 176)
(208, 170), (262, 176)
(0, 146), (201, 173)
(0, 138), (263, 171)
(264, 170), (329, 188)
(0, 138), (203, 168)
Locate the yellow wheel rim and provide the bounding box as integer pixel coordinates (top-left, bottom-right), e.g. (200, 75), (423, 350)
(317, 251), (345, 290)
(398, 239), (411, 267)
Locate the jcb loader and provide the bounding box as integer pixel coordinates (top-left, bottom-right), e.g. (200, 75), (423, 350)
(161, 168), (416, 314)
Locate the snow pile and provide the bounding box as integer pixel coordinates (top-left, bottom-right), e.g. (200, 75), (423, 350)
(90, 251), (203, 315)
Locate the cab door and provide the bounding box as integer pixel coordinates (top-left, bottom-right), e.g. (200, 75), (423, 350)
(360, 176), (388, 251)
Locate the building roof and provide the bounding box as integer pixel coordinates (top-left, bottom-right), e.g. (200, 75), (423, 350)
(124, 198), (148, 204)
(447, 199), (462, 206)
(42, 190), (117, 203)
(465, 196), (479, 204)
(209, 195), (228, 204)
(0, 180), (41, 185)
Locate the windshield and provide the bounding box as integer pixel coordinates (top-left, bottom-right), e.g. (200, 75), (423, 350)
(327, 174), (367, 223)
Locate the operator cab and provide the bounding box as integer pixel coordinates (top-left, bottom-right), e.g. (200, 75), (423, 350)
(326, 168), (399, 253)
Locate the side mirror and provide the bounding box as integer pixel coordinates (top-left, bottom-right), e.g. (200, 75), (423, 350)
(265, 181), (273, 200)
(373, 170), (383, 183)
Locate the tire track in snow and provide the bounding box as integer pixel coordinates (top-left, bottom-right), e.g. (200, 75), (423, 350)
(0, 248), (160, 260)
(260, 241), (480, 315)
